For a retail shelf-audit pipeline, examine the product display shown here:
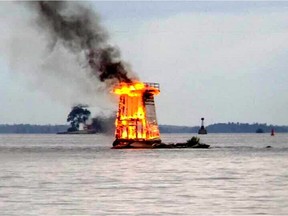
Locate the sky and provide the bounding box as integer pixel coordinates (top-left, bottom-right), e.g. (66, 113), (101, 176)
(0, 1), (288, 126)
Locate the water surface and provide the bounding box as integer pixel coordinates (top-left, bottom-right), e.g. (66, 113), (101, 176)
(0, 133), (287, 215)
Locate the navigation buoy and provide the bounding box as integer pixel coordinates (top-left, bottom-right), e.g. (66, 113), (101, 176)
(271, 129), (275, 136)
(198, 117), (207, 134)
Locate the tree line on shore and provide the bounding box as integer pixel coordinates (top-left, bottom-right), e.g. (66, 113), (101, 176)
(160, 122), (288, 133)
(0, 122), (287, 134)
(0, 124), (69, 134)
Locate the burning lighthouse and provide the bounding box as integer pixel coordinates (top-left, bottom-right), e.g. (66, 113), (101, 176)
(28, 2), (162, 148)
(112, 82), (161, 148)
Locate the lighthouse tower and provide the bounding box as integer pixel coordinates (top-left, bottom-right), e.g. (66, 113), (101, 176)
(113, 82), (161, 148)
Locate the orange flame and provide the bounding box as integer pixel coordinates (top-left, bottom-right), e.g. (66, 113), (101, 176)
(113, 81), (160, 141)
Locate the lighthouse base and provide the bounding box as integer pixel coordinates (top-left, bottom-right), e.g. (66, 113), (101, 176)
(111, 139), (210, 149)
(112, 139), (162, 149)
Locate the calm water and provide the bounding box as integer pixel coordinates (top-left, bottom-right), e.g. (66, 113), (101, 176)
(0, 133), (287, 215)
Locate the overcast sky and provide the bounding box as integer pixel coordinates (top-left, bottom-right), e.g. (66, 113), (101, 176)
(0, 1), (288, 126)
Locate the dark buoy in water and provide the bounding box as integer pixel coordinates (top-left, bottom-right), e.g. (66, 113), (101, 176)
(271, 128), (275, 136)
(198, 117), (207, 134)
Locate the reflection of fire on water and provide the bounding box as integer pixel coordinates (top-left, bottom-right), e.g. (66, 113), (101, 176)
(112, 81), (161, 148)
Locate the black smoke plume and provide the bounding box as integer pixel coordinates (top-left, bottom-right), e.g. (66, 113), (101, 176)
(33, 1), (133, 86)
(91, 115), (115, 134)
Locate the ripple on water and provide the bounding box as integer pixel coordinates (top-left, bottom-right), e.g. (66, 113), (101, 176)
(0, 133), (287, 215)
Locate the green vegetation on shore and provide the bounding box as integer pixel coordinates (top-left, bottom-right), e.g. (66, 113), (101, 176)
(160, 123), (288, 133)
(0, 124), (69, 134)
(0, 122), (287, 134)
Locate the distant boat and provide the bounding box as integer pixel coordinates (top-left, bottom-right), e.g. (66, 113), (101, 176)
(271, 129), (275, 136)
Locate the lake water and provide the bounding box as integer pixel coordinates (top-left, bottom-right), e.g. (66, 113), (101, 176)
(0, 133), (287, 215)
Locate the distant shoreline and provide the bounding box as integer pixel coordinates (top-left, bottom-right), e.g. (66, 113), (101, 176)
(0, 123), (287, 134)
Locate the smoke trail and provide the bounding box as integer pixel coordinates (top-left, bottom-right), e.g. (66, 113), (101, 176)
(33, 1), (133, 85)
(0, 1), (137, 110)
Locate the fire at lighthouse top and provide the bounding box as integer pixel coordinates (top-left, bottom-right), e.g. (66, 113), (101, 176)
(113, 82), (160, 96)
